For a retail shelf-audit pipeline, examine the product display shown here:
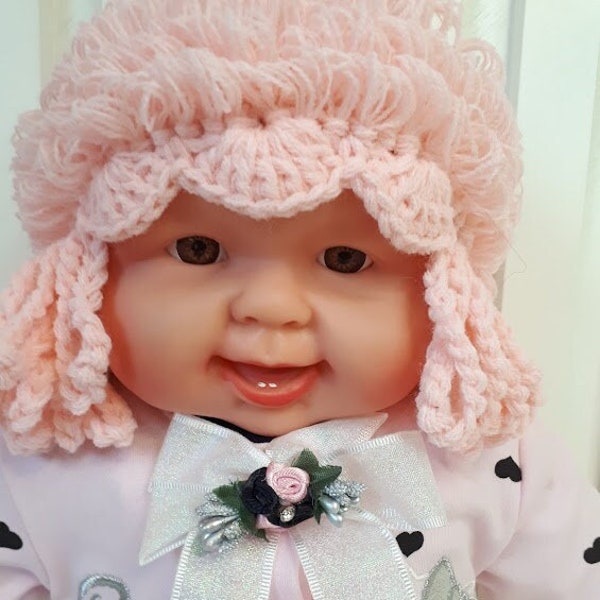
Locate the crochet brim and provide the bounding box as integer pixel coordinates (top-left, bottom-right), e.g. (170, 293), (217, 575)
(0, 0), (540, 454)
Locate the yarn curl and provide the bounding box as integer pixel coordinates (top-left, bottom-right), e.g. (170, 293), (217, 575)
(0, 234), (136, 454)
(418, 245), (541, 454)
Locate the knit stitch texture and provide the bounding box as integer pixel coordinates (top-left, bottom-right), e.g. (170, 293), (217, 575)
(0, 0), (540, 454)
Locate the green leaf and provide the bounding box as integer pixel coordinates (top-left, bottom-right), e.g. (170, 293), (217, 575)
(238, 506), (258, 534)
(313, 503), (324, 524)
(213, 482), (243, 512)
(214, 483), (244, 513)
(212, 483), (252, 534)
(292, 449), (319, 472)
(238, 507), (267, 540)
(311, 464), (342, 486)
(310, 465), (342, 499)
(213, 481), (269, 542)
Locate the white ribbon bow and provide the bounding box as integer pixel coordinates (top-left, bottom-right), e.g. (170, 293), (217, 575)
(139, 414), (447, 600)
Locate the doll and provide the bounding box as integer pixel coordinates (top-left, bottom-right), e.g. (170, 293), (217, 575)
(1, 0), (599, 598)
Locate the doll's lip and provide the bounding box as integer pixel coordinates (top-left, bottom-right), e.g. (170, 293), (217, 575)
(217, 359), (322, 408)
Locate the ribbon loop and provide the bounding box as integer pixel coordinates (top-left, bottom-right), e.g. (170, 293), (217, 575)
(294, 517), (414, 600)
(140, 414), (447, 599)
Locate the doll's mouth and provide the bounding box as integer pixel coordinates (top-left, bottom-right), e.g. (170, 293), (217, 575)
(217, 359), (321, 408)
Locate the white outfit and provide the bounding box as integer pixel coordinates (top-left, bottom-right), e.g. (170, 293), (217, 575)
(1, 400), (599, 599)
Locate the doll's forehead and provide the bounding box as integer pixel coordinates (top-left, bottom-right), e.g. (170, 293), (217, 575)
(108, 188), (429, 281)
(148, 189), (387, 238)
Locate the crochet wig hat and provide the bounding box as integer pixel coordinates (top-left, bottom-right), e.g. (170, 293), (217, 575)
(0, 0), (539, 455)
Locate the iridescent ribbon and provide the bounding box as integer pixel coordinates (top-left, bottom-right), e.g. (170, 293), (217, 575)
(139, 414), (447, 600)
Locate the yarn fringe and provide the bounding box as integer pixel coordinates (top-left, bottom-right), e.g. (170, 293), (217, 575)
(0, 235), (136, 454)
(417, 246), (541, 453)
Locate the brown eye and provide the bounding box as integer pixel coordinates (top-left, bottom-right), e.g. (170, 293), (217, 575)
(319, 246), (372, 273)
(168, 236), (225, 265)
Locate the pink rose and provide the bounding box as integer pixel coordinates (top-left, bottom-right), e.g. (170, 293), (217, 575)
(265, 463), (310, 504)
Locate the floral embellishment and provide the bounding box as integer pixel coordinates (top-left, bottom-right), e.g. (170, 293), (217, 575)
(193, 449), (365, 553)
(240, 467), (279, 515)
(266, 463), (310, 504)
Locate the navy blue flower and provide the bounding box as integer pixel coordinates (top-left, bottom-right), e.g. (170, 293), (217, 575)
(240, 467), (279, 515)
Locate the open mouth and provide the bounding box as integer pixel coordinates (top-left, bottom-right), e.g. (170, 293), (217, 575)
(218, 359), (321, 407)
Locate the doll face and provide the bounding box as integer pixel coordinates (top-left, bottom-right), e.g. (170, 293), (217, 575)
(100, 191), (431, 436)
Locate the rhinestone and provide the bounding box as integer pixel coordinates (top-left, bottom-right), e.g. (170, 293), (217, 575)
(279, 506), (296, 523)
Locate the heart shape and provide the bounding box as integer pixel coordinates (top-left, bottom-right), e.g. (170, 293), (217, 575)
(396, 531), (424, 557)
(494, 457), (522, 482)
(0, 521), (23, 550)
(584, 537), (600, 565)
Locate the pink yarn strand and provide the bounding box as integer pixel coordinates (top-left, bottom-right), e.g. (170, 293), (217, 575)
(417, 247), (538, 452)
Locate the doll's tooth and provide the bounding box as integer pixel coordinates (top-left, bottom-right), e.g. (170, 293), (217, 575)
(256, 381), (278, 389)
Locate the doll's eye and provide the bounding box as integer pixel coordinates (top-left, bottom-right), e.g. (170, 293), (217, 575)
(167, 236), (226, 265)
(318, 246), (373, 273)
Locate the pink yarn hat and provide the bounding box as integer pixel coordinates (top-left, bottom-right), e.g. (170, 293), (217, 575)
(0, 0), (539, 455)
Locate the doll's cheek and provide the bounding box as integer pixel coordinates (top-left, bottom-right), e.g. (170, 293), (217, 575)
(99, 310), (136, 393)
(98, 265), (140, 390)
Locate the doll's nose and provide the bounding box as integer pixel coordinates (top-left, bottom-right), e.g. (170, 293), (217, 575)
(229, 262), (312, 328)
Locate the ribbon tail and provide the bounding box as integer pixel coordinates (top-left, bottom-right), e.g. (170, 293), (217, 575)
(170, 531), (278, 600)
(292, 515), (417, 600)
